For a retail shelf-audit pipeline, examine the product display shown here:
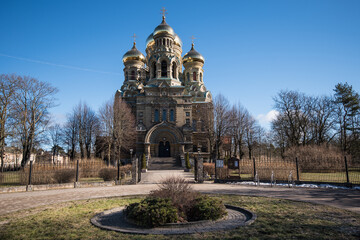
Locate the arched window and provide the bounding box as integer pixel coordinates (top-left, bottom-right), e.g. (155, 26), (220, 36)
(200, 73), (203, 82)
(152, 62), (156, 78)
(161, 61), (167, 77)
(162, 109), (167, 121)
(130, 70), (135, 80)
(193, 72), (197, 81)
(192, 120), (197, 131)
(163, 39), (165, 45)
(187, 72), (190, 81)
(125, 72), (128, 81)
(170, 109), (174, 121)
(167, 39), (169, 46)
(172, 63), (176, 78)
(154, 109), (159, 122)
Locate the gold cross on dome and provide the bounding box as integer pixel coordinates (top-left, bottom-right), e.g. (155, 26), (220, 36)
(160, 7), (168, 18)
(191, 36), (196, 44)
(132, 33), (137, 44)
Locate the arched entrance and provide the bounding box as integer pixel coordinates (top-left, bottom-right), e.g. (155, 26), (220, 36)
(144, 122), (184, 159)
(158, 141), (171, 157)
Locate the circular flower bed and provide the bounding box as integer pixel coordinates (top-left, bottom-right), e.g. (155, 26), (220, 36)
(124, 177), (227, 227)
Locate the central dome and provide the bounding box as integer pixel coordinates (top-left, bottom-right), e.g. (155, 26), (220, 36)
(153, 16), (175, 37)
(146, 17), (182, 48)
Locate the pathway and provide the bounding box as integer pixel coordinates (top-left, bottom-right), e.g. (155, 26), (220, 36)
(0, 182), (359, 215)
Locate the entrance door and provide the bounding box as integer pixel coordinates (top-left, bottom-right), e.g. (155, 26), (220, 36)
(158, 141), (171, 157)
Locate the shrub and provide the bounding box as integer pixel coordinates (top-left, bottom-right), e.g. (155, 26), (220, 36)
(149, 176), (198, 219)
(203, 163), (215, 176)
(53, 169), (75, 183)
(125, 198), (178, 227)
(185, 152), (191, 169)
(141, 154), (146, 170)
(98, 168), (117, 181)
(187, 195), (227, 221)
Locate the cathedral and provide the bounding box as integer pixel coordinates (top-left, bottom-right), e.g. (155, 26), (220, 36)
(116, 13), (213, 165)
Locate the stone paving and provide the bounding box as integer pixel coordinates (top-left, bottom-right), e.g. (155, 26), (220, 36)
(0, 170), (359, 216)
(91, 205), (255, 235)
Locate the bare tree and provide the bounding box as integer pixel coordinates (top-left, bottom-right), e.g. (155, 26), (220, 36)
(214, 94), (230, 158)
(63, 112), (78, 160)
(0, 74), (19, 171)
(229, 102), (250, 159)
(48, 123), (63, 164)
(98, 98), (115, 165)
(113, 95), (136, 163)
(73, 102), (99, 159)
(11, 76), (58, 167)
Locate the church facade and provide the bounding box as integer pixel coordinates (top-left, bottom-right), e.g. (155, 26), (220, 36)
(117, 14), (213, 164)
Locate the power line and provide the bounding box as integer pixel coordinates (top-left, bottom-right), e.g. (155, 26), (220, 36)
(0, 53), (122, 76)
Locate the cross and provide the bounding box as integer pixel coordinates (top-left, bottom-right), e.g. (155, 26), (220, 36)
(191, 35), (196, 45)
(160, 7), (168, 18)
(132, 33), (137, 44)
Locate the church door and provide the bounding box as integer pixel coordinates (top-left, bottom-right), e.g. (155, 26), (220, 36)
(158, 141), (171, 157)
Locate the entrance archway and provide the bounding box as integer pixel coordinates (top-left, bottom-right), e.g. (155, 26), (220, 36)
(158, 141), (171, 157)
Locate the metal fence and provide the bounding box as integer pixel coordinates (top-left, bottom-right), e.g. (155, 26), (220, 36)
(207, 156), (360, 185)
(0, 159), (132, 187)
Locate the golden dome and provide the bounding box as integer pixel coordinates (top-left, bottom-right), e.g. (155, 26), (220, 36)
(174, 34), (182, 47)
(146, 33), (155, 47)
(153, 16), (175, 37)
(122, 42), (146, 63)
(183, 44), (205, 64)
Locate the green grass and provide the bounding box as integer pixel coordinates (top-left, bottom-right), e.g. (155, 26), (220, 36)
(0, 195), (359, 240)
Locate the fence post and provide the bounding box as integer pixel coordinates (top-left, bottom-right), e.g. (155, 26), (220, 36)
(295, 157), (300, 181)
(76, 159), (79, 182)
(26, 160), (33, 191)
(344, 156), (349, 184)
(253, 157), (256, 177)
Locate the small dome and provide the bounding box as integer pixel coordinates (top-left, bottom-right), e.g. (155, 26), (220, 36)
(146, 33), (155, 47)
(122, 42), (146, 63)
(153, 17), (175, 37)
(174, 34), (182, 47)
(183, 44), (205, 64)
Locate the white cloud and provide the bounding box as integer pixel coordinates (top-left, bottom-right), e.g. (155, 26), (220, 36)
(257, 110), (279, 129)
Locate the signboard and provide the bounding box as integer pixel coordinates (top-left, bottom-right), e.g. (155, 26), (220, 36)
(216, 159), (224, 168)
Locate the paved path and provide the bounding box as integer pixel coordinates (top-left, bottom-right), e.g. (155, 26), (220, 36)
(140, 170), (194, 184)
(0, 182), (359, 216)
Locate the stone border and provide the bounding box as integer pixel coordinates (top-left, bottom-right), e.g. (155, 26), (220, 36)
(90, 205), (256, 235)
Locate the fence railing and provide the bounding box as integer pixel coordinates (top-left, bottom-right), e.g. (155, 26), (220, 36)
(0, 159), (132, 187)
(205, 156), (360, 185)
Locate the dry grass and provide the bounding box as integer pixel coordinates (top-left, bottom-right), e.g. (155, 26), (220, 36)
(0, 195), (359, 239)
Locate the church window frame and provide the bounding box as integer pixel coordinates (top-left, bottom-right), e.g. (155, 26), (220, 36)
(186, 118), (190, 124)
(162, 109), (167, 121)
(130, 70), (136, 80)
(167, 39), (169, 46)
(170, 109), (175, 121)
(161, 60), (167, 77)
(163, 39), (165, 45)
(200, 72), (203, 82)
(125, 71), (128, 81)
(186, 72), (190, 81)
(172, 62), (177, 78)
(186, 112), (190, 117)
(193, 72), (197, 81)
(192, 119), (197, 131)
(154, 109), (159, 122)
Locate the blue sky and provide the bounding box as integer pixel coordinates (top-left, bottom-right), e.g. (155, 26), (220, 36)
(1, 0), (359, 129)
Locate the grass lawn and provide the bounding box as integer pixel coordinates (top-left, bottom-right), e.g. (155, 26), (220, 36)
(0, 195), (359, 240)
